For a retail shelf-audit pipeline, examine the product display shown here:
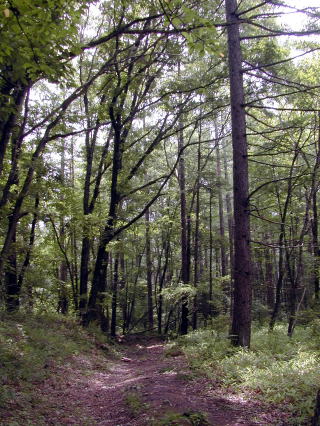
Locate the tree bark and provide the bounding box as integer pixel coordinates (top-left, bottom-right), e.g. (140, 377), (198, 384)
(57, 141), (69, 315)
(178, 94), (189, 335)
(264, 238), (275, 311)
(0, 85), (28, 178)
(158, 238), (170, 335)
(84, 89), (123, 326)
(226, 0), (252, 347)
(18, 194), (40, 312)
(216, 139), (227, 277)
(145, 208), (154, 329)
(312, 190), (320, 301)
(269, 147), (299, 330)
(111, 256), (119, 338)
(192, 125), (202, 330)
(79, 92), (108, 316)
(224, 149), (234, 310)
(312, 115), (320, 301)
(5, 217), (19, 312)
(209, 189), (214, 315)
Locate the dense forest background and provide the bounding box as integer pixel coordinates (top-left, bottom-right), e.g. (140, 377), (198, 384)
(3, 0), (320, 424)
(1, 0), (320, 344)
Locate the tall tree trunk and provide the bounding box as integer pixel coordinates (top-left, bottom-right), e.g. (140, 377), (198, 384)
(287, 190), (312, 336)
(269, 147), (299, 330)
(70, 138), (79, 311)
(226, 0), (252, 347)
(57, 141), (69, 315)
(126, 254), (143, 332)
(84, 96), (123, 327)
(264, 238), (275, 311)
(5, 218), (19, 312)
(192, 124), (202, 330)
(111, 255), (119, 338)
(216, 139), (227, 277)
(2, 88), (29, 305)
(118, 254), (126, 333)
(58, 254), (69, 315)
(79, 93), (106, 316)
(209, 189), (214, 315)
(178, 95), (189, 335)
(312, 190), (320, 301)
(224, 149), (234, 310)
(312, 115), (320, 301)
(269, 235), (285, 330)
(18, 194), (40, 312)
(145, 208), (154, 329)
(0, 85), (28, 178)
(158, 238), (170, 334)
(79, 236), (90, 315)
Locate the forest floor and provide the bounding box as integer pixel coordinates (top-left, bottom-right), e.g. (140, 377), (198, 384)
(2, 335), (292, 425)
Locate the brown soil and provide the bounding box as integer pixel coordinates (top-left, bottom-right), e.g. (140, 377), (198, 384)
(2, 336), (291, 425)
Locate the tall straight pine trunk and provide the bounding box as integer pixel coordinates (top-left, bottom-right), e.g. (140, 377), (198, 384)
(145, 208), (154, 329)
(225, 0), (252, 347)
(178, 108), (189, 335)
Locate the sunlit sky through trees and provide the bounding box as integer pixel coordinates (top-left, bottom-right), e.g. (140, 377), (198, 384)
(282, 0), (320, 30)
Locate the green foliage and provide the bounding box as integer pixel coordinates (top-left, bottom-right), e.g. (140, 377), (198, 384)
(124, 390), (148, 417)
(174, 322), (320, 424)
(296, 307), (320, 325)
(0, 0), (90, 85)
(161, 284), (196, 305)
(164, 345), (184, 357)
(156, 410), (209, 425)
(251, 301), (271, 324)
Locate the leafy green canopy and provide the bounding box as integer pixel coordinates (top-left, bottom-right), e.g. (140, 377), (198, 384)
(0, 0), (90, 89)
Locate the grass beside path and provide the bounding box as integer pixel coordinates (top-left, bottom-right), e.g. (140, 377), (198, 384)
(166, 319), (320, 425)
(0, 312), (115, 424)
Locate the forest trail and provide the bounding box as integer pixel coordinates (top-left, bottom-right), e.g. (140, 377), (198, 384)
(31, 337), (286, 425)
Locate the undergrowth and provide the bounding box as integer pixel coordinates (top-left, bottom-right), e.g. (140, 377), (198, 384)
(124, 390), (148, 417)
(166, 319), (320, 425)
(0, 311), (114, 422)
(155, 410), (210, 425)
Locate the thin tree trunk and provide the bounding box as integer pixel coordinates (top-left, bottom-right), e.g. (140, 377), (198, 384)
(216, 139), (227, 277)
(2, 88), (30, 307)
(264, 238), (275, 311)
(209, 190), (214, 314)
(224, 149), (234, 311)
(111, 256), (119, 338)
(0, 85), (28, 178)
(312, 115), (320, 301)
(127, 254), (142, 331)
(5, 217), (19, 312)
(158, 240), (170, 335)
(84, 99), (123, 326)
(269, 147), (299, 330)
(79, 93), (107, 316)
(145, 208), (154, 329)
(57, 141), (69, 315)
(192, 123), (202, 330)
(288, 190), (312, 337)
(178, 90), (189, 335)
(18, 195), (40, 312)
(312, 190), (320, 301)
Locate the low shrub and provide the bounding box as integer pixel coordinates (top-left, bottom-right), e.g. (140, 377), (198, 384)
(175, 321), (320, 424)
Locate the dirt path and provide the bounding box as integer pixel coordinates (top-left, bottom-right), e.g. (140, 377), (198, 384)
(22, 337), (289, 425)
